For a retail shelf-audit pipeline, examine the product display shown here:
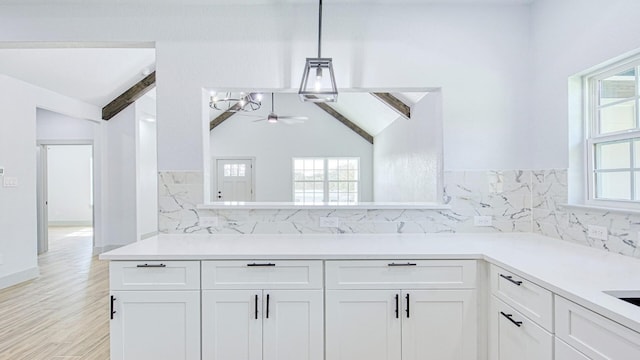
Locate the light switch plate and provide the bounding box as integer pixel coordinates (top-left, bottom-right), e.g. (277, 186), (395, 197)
(319, 217), (340, 228)
(587, 225), (608, 240)
(3, 177), (17, 188)
(474, 216), (492, 227)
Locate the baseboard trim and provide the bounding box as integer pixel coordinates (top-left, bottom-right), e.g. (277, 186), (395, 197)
(93, 245), (122, 255)
(140, 231), (158, 240)
(48, 221), (93, 227)
(0, 267), (40, 290)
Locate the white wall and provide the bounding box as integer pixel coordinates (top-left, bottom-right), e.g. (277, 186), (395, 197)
(530, 0), (640, 170)
(136, 93), (158, 239)
(46, 145), (93, 225)
(0, 2), (533, 174)
(0, 74), (100, 289)
(210, 93), (373, 201)
(105, 105), (138, 247)
(374, 92), (442, 202)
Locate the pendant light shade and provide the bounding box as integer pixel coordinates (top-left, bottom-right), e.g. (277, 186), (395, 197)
(298, 0), (338, 102)
(299, 58), (338, 102)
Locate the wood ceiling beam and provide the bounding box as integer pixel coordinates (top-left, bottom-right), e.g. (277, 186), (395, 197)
(313, 102), (374, 144)
(210, 102), (242, 131)
(102, 71), (156, 121)
(370, 92), (411, 119)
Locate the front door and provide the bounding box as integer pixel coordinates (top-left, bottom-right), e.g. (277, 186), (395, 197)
(216, 159), (254, 201)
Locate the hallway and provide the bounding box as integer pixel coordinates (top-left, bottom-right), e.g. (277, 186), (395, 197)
(0, 227), (109, 359)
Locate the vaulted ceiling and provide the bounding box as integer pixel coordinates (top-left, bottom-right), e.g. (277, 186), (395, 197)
(0, 48), (155, 106)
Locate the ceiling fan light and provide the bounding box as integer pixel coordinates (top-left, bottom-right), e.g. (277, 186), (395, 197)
(299, 58), (337, 102)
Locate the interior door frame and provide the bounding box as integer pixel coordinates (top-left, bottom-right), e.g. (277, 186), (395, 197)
(211, 156), (256, 202)
(36, 140), (95, 254)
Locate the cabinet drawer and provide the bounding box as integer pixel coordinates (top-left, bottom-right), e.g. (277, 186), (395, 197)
(325, 260), (476, 290)
(201, 260), (323, 290)
(490, 296), (553, 360)
(555, 338), (590, 360)
(555, 296), (640, 360)
(490, 265), (553, 331)
(110, 261), (200, 291)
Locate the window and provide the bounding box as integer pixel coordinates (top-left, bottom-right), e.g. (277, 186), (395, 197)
(293, 157), (359, 203)
(586, 57), (640, 205)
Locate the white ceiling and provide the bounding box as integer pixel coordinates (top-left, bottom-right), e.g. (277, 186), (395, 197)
(210, 92), (427, 137)
(0, 48), (155, 106)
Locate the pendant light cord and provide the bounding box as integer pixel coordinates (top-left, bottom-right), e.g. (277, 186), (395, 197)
(317, 0), (323, 58)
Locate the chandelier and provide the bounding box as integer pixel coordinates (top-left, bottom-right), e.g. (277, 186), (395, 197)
(209, 92), (263, 112)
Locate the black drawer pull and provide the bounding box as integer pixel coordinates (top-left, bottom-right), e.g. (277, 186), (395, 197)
(500, 312), (523, 327)
(255, 294), (259, 320)
(136, 263), (167, 268)
(388, 262), (417, 267)
(395, 294), (399, 319)
(406, 293), (410, 318)
(110, 295), (117, 320)
(247, 263), (276, 267)
(500, 274), (523, 286)
(266, 294), (270, 319)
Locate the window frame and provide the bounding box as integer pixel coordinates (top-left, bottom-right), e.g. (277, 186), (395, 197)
(585, 56), (640, 209)
(292, 157), (360, 203)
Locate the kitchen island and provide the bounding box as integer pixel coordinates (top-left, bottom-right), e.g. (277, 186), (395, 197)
(101, 233), (640, 360)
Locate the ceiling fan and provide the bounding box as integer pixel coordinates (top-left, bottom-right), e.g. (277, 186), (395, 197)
(250, 93), (309, 125)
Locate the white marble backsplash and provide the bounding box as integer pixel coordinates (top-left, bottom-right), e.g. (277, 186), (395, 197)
(532, 169), (640, 258)
(159, 169), (533, 236)
(158, 169), (640, 259)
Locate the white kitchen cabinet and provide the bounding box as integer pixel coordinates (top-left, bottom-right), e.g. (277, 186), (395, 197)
(325, 290), (402, 360)
(402, 290), (477, 360)
(555, 338), (591, 360)
(110, 290), (201, 360)
(489, 297), (552, 360)
(555, 296), (640, 360)
(201, 260), (324, 360)
(109, 261), (201, 360)
(325, 260), (477, 360)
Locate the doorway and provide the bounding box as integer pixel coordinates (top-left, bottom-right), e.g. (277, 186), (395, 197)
(37, 143), (94, 255)
(214, 158), (255, 201)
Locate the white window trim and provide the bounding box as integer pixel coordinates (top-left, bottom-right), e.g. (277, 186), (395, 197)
(292, 157), (360, 203)
(584, 54), (640, 210)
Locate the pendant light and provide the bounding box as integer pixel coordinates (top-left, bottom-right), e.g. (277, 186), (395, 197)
(298, 0), (338, 102)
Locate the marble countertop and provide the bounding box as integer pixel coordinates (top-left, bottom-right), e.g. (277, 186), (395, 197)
(100, 232), (640, 334)
(197, 201), (451, 210)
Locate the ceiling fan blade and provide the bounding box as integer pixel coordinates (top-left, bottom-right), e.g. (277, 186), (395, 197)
(278, 116), (309, 120)
(252, 118), (268, 123)
(280, 118), (306, 125)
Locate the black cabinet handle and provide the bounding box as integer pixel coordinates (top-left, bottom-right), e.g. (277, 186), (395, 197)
(247, 263), (276, 267)
(405, 293), (410, 318)
(136, 263), (167, 268)
(388, 262), (417, 267)
(266, 294), (270, 319)
(500, 274), (523, 286)
(500, 311), (523, 327)
(110, 295), (116, 320)
(255, 294), (259, 320)
(395, 294), (399, 319)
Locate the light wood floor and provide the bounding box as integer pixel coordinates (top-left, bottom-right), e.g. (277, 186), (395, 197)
(0, 227), (110, 360)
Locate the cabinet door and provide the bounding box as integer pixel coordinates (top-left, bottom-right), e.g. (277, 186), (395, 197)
(110, 291), (200, 360)
(325, 290), (401, 360)
(555, 338), (591, 360)
(401, 290), (477, 360)
(489, 297), (552, 360)
(263, 290), (324, 360)
(202, 290), (263, 360)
